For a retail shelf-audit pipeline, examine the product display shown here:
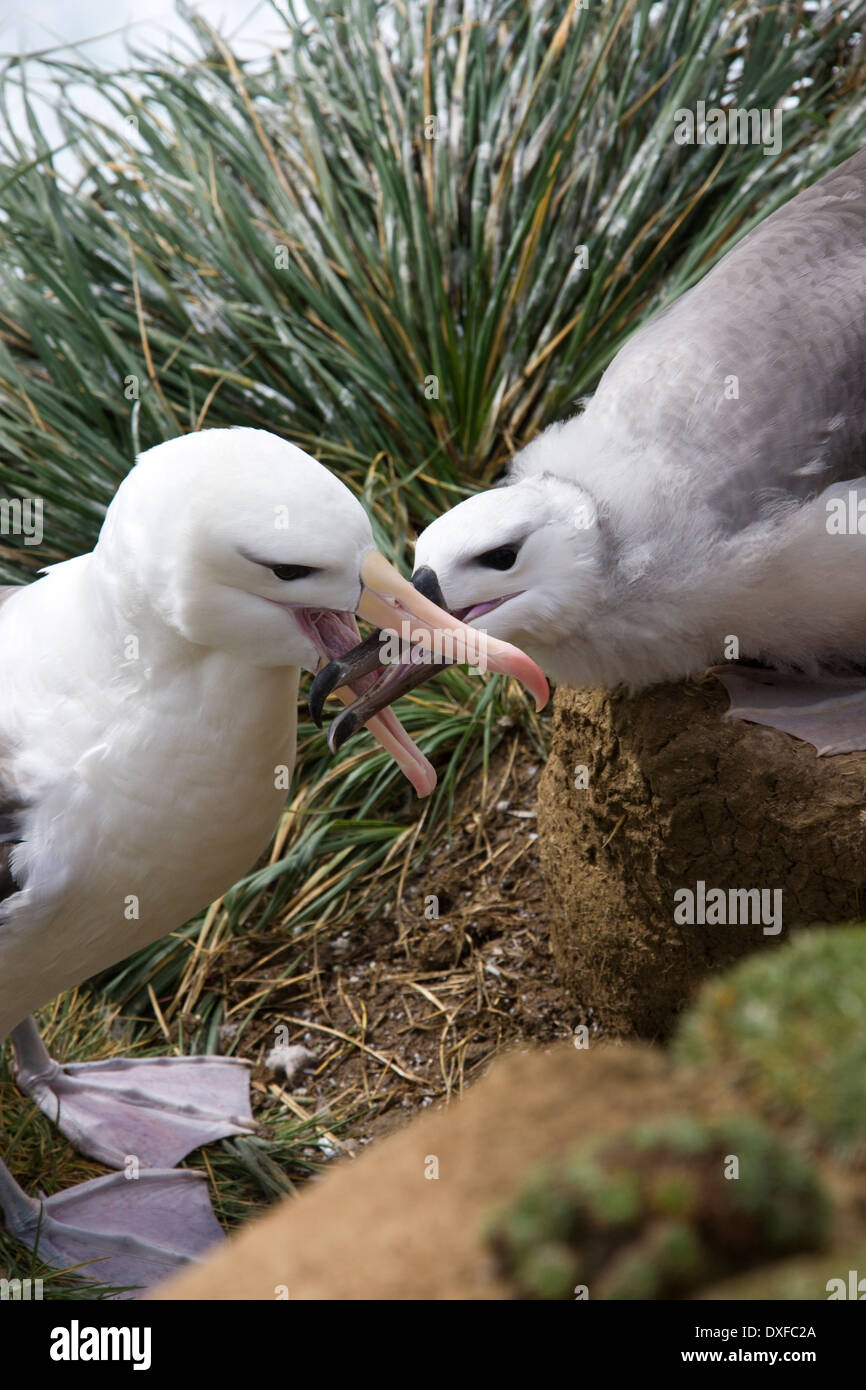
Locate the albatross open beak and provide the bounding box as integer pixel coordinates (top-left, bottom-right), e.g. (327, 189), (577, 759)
(309, 551), (549, 797)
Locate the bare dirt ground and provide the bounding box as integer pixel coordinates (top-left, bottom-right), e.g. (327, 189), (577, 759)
(212, 741), (586, 1153)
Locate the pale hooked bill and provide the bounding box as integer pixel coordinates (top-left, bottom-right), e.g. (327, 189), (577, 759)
(410, 147), (866, 755)
(0, 426), (547, 1295)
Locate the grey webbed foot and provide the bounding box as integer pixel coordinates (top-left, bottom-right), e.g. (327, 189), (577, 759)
(12, 1016), (254, 1169)
(0, 1157), (224, 1298)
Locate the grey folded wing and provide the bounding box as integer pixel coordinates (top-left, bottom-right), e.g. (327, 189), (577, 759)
(583, 146), (866, 529)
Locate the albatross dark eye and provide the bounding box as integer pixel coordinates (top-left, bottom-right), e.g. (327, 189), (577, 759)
(475, 544), (519, 571)
(271, 564), (317, 581)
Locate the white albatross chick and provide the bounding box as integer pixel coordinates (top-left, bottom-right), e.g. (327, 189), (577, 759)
(0, 426), (546, 1294)
(413, 146), (866, 755)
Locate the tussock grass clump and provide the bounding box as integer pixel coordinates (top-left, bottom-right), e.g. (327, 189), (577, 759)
(3, 1), (866, 575)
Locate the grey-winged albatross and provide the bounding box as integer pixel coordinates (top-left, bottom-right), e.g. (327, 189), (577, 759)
(393, 147), (866, 755)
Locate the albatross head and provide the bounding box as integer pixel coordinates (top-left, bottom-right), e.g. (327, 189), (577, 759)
(94, 428), (547, 795)
(412, 474), (606, 684)
(96, 428), (372, 669)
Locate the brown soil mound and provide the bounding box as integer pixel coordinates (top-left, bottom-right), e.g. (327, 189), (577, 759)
(537, 677), (866, 1037)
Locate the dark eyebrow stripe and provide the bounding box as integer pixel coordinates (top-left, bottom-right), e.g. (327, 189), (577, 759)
(477, 537), (526, 554)
(237, 547), (272, 567)
(238, 548), (322, 574)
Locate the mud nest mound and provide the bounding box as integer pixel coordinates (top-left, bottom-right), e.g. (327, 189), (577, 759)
(537, 677), (866, 1037)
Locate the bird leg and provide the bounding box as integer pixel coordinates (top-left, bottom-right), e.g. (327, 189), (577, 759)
(11, 1016), (255, 1169)
(0, 1154), (224, 1298)
(712, 666), (866, 755)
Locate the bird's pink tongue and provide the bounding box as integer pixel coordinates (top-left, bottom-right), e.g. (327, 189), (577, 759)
(301, 610), (436, 796)
(342, 692), (436, 797)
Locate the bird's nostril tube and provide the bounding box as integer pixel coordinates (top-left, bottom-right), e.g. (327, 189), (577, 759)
(411, 565), (447, 610)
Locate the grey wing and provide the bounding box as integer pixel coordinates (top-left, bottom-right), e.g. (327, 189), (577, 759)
(0, 585), (28, 908)
(586, 146), (866, 528)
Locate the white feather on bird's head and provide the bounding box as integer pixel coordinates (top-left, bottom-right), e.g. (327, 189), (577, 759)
(413, 466), (607, 683)
(94, 426), (375, 672)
